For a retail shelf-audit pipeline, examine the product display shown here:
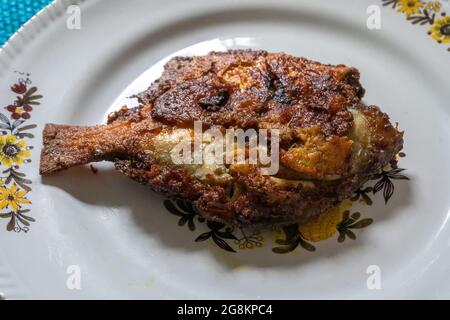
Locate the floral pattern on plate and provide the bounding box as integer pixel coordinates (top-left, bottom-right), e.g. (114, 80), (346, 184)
(165, 156), (409, 254)
(0, 72), (40, 233)
(382, 0), (450, 51)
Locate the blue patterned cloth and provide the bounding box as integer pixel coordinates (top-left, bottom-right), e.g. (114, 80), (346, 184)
(0, 0), (53, 46)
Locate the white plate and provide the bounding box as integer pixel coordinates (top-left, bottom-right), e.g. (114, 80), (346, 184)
(0, 0), (449, 299)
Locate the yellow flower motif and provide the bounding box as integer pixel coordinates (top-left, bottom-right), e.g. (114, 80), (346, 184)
(299, 207), (343, 242)
(0, 183), (30, 212)
(0, 135), (30, 167)
(429, 16), (450, 44)
(425, 0), (441, 13)
(397, 0), (425, 17)
(298, 199), (353, 242)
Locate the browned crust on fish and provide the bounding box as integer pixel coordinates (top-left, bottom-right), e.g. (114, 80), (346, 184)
(40, 50), (403, 227)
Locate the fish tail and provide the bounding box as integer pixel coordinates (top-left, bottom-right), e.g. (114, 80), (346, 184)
(40, 123), (109, 175)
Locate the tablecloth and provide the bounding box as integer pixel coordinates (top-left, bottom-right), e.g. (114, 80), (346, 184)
(0, 0), (53, 46)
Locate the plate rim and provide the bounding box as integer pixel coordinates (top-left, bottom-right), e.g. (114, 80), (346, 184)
(0, 0), (88, 77)
(0, 0), (448, 299)
(0, 0), (89, 300)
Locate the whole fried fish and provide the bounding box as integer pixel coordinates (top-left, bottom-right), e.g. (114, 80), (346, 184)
(40, 50), (403, 226)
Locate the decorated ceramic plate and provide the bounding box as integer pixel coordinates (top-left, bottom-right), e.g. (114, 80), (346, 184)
(0, 0), (449, 299)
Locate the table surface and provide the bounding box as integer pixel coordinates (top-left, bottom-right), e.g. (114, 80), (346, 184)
(0, 0), (53, 46)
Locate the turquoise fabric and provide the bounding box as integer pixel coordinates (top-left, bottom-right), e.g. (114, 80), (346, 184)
(0, 0), (53, 46)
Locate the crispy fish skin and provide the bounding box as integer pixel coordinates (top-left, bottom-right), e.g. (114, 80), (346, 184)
(40, 50), (403, 226)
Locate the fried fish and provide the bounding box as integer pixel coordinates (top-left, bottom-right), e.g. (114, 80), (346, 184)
(40, 50), (403, 226)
